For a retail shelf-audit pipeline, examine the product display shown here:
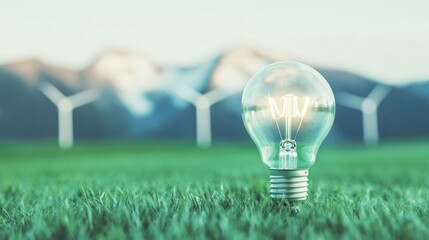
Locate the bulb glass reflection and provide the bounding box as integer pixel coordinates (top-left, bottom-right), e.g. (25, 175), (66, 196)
(242, 61), (335, 169)
(242, 61), (335, 170)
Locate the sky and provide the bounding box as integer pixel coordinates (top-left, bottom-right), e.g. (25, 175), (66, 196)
(1, 0), (429, 84)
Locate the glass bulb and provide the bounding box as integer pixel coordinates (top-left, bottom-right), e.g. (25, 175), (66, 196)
(242, 61), (335, 200)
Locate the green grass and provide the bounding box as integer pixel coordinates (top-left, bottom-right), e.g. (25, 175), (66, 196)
(0, 140), (429, 239)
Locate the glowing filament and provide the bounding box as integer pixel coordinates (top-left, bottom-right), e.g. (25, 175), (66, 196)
(268, 95), (310, 119)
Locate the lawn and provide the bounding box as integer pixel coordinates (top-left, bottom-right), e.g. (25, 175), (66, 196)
(0, 140), (428, 239)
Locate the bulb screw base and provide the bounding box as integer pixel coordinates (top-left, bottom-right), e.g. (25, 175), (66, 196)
(269, 169), (309, 201)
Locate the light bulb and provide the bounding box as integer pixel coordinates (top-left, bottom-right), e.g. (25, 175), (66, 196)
(242, 61), (335, 201)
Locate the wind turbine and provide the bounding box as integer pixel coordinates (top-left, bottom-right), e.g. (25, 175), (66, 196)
(169, 86), (240, 148)
(39, 82), (101, 149)
(336, 84), (391, 145)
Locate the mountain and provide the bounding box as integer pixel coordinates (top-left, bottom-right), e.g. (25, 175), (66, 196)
(0, 47), (429, 143)
(406, 81), (429, 102)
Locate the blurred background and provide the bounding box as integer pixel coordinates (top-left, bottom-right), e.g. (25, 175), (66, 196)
(1, 0), (429, 149)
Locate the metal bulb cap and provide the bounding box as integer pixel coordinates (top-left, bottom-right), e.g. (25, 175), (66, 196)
(269, 169), (309, 201)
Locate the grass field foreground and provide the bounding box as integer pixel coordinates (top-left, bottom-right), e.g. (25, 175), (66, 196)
(0, 141), (429, 239)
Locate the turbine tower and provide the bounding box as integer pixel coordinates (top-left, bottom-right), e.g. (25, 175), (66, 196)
(39, 82), (101, 149)
(170, 86), (239, 148)
(336, 84), (391, 145)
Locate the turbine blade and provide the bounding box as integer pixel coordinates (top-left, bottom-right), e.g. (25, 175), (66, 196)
(69, 89), (101, 108)
(367, 85), (391, 104)
(336, 91), (365, 109)
(204, 88), (239, 105)
(170, 86), (201, 103)
(39, 82), (66, 103)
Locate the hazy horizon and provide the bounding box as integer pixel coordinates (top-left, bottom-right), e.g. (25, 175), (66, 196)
(1, 0), (429, 84)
